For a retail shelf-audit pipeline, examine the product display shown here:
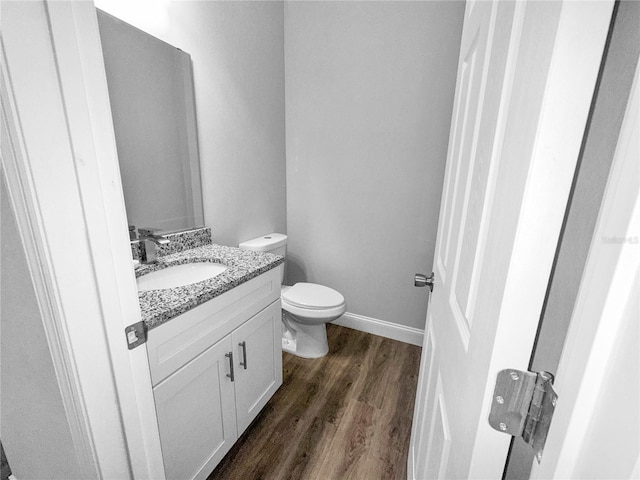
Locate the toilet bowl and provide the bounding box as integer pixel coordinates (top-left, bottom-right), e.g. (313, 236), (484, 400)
(281, 283), (346, 358)
(238, 233), (346, 358)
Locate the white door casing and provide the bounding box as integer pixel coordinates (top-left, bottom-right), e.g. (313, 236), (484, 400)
(531, 60), (640, 480)
(408, 1), (614, 479)
(1, 2), (164, 478)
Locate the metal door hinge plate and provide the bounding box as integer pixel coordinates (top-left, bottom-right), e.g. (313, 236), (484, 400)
(125, 321), (147, 350)
(489, 369), (557, 463)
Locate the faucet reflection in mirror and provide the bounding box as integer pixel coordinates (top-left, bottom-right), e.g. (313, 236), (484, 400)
(138, 228), (170, 264)
(97, 10), (204, 233)
(130, 226), (213, 264)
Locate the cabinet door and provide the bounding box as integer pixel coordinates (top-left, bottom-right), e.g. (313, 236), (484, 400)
(232, 300), (283, 434)
(153, 335), (237, 480)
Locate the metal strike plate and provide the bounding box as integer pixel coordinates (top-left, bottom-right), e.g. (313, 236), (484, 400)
(488, 369), (557, 463)
(125, 321), (147, 350)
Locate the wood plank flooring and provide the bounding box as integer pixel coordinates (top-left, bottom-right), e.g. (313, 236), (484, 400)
(208, 324), (422, 480)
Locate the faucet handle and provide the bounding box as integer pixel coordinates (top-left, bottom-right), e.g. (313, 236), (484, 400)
(138, 227), (161, 237)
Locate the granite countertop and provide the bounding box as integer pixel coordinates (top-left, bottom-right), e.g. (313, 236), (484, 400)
(136, 243), (284, 330)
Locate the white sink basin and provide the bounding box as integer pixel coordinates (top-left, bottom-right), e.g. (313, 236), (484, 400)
(137, 262), (228, 291)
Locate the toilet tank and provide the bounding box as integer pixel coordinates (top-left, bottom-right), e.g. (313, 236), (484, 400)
(238, 233), (287, 257)
(239, 234), (287, 284)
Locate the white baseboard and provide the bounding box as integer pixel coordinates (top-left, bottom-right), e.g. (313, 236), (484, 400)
(332, 312), (424, 346)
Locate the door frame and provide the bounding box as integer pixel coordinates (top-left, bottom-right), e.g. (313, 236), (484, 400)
(1, 1), (163, 478)
(464, 2), (614, 476)
(505, 1), (640, 475)
(409, 1), (614, 478)
(532, 58), (640, 479)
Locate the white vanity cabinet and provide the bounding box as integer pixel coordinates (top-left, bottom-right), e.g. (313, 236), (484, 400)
(145, 267), (283, 480)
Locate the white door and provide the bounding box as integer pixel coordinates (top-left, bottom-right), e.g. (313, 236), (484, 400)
(408, 1), (614, 478)
(531, 61), (639, 480)
(232, 300), (284, 434)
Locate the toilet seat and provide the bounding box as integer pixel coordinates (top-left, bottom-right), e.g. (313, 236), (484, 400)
(279, 283), (347, 356)
(281, 283), (345, 310)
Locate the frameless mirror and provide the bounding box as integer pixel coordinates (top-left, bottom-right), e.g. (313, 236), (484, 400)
(97, 10), (204, 235)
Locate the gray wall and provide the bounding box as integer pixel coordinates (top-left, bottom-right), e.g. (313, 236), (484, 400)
(95, 1), (287, 247)
(284, 1), (464, 329)
(1, 179), (84, 479)
(97, 0), (465, 330)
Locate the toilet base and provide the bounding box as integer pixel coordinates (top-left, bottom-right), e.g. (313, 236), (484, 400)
(281, 314), (329, 358)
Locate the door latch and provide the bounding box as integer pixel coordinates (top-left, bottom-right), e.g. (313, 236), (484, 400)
(489, 369), (558, 463)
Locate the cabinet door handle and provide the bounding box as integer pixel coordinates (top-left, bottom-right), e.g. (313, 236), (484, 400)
(239, 341), (247, 370)
(225, 352), (234, 382)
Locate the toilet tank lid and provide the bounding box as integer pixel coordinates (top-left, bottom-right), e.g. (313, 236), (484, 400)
(238, 233), (287, 251)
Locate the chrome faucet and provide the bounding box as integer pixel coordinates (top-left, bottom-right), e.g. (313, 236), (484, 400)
(138, 227), (170, 264)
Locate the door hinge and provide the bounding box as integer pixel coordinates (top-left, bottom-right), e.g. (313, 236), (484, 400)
(125, 321), (147, 350)
(488, 369), (558, 463)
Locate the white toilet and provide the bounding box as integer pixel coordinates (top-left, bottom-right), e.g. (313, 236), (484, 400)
(239, 234), (346, 358)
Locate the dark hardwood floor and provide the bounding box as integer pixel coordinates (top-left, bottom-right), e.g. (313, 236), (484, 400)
(209, 324), (422, 480)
